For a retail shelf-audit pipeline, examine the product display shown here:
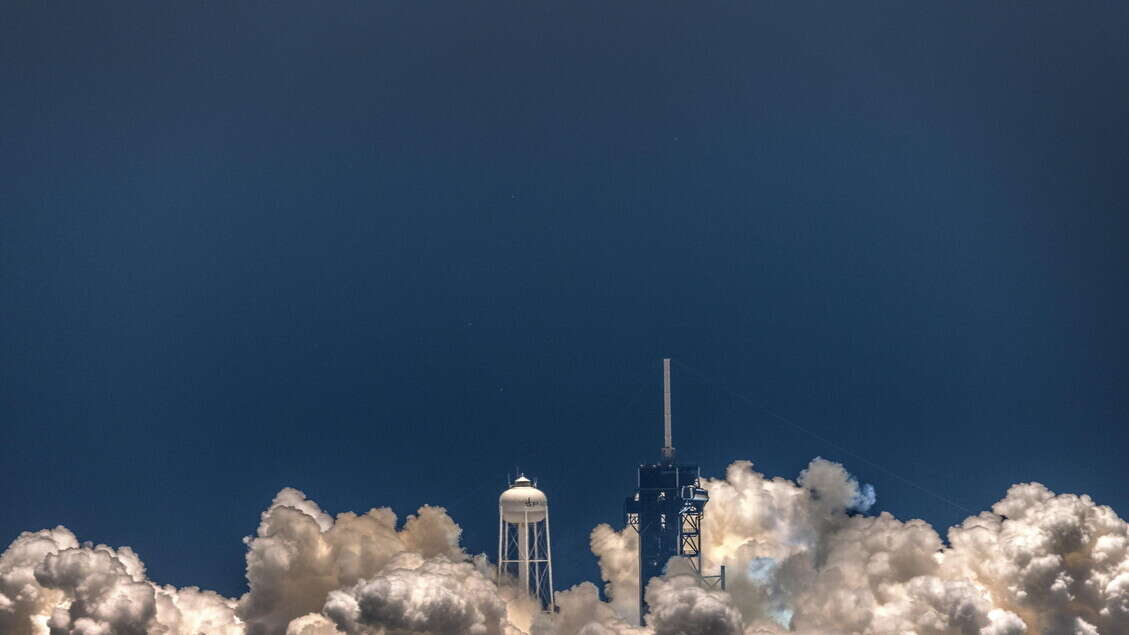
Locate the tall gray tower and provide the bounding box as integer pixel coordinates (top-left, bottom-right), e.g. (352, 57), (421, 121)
(623, 359), (716, 624)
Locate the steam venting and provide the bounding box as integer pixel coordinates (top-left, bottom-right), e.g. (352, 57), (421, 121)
(2, 457), (1127, 635)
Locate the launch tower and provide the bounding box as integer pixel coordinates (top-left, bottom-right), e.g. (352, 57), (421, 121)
(623, 359), (717, 624)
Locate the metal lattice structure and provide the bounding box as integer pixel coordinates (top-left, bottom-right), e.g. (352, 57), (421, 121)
(625, 463), (709, 622)
(623, 359), (724, 624)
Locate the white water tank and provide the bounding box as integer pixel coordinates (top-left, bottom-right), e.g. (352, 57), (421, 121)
(499, 476), (548, 523)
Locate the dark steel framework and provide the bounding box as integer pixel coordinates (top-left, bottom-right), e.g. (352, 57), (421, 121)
(624, 462), (711, 624)
(623, 359), (725, 624)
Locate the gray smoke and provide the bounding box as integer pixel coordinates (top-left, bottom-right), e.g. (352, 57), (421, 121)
(1, 458), (1126, 634)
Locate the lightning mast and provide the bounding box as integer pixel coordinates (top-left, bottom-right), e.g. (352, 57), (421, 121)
(661, 358), (674, 463)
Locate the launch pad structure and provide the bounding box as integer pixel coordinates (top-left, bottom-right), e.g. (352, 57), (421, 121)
(496, 358), (722, 623)
(624, 358), (724, 624)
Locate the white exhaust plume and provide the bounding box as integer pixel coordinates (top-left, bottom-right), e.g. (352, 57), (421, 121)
(321, 553), (510, 634)
(0, 527), (244, 635)
(643, 576), (744, 635)
(1, 458), (1126, 634)
(237, 487), (466, 633)
(588, 524), (639, 622)
(529, 583), (646, 635)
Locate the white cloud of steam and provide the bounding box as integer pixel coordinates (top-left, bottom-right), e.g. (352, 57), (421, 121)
(322, 552), (510, 634)
(285, 613), (342, 635)
(529, 583), (645, 635)
(644, 576), (744, 635)
(237, 487), (467, 634)
(588, 524), (638, 622)
(0, 526), (243, 635)
(1, 460), (1126, 635)
(679, 458), (1126, 634)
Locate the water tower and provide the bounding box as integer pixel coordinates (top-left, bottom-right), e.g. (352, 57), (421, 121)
(498, 475), (555, 611)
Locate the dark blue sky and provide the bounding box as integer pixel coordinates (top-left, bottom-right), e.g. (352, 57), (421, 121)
(3, 1), (1127, 598)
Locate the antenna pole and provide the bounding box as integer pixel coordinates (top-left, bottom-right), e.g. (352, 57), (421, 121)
(661, 358), (675, 463)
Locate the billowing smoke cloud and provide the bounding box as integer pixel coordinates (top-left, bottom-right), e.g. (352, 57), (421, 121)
(237, 487), (466, 633)
(0, 526), (243, 635)
(528, 583), (645, 635)
(588, 524), (638, 622)
(628, 458), (1127, 634)
(644, 576), (744, 635)
(322, 553), (511, 634)
(2, 459), (1126, 634)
